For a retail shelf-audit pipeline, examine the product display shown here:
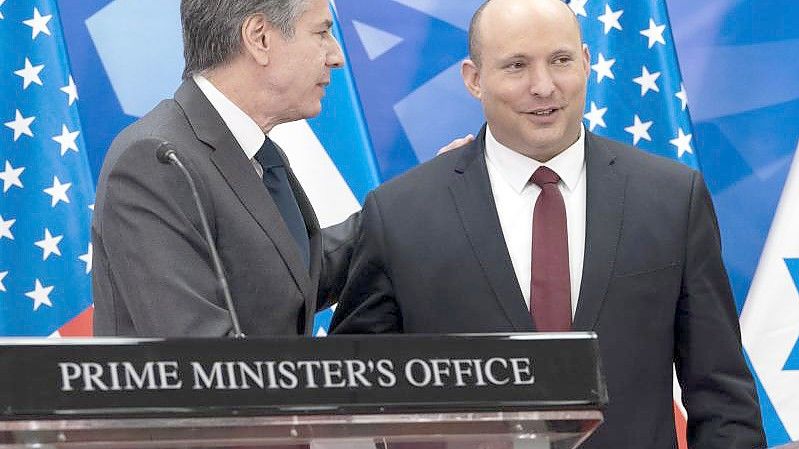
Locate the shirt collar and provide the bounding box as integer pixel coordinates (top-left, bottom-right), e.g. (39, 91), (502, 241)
(193, 74), (265, 160)
(484, 125), (586, 193)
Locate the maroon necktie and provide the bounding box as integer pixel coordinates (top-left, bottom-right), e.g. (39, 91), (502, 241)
(530, 166), (572, 331)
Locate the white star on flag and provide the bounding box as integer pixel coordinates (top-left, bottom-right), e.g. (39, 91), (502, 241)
(60, 76), (79, 106)
(670, 128), (693, 157)
(0, 160), (25, 192)
(43, 176), (72, 207)
(2, 0), (95, 335)
(675, 83), (688, 111)
(584, 101), (608, 131)
(569, 0), (589, 17)
(640, 18), (666, 48)
(0, 215), (15, 240)
(633, 65), (661, 96)
(0, 271), (7, 292)
(23, 7), (52, 39)
(597, 4), (623, 34)
(624, 115), (654, 145)
(591, 53), (616, 83)
(25, 279), (54, 311)
(52, 125), (80, 156)
(0, 0), (5, 20)
(4, 110), (35, 141)
(79, 243), (93, 274)
(14, 58), (45, 90)
(35, 228), (63, 260)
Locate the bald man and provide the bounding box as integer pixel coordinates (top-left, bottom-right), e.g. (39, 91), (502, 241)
(330, 0), (765, 447)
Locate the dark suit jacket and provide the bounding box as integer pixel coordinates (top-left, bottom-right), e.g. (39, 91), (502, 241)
(331, 128), (765, 448)
(92, 79), (353, 337)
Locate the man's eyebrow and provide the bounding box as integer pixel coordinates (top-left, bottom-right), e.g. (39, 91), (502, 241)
(500, 53), (529, 61)
(551, 47), (577, 56)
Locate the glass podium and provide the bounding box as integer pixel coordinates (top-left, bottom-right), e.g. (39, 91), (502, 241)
(0, 334), (606, 449)
(0, 410), (602, 448)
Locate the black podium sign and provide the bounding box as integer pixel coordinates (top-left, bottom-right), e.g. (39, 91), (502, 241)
(0, 333), (606, 419)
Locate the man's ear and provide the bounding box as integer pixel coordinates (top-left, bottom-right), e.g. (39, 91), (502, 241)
(241, 13), (272, 66)
(461, 59), (482, 100)
(581, 43), (591, 79)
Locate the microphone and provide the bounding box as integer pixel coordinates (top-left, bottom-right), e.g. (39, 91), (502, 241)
(155, 141), (245, 339)
(155, 143), (177, 164)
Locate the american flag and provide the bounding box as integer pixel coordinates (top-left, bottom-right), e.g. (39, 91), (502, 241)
(569, 0), (696, 447)
(0, 0), (95, 336)
(573, 0), (697, 169)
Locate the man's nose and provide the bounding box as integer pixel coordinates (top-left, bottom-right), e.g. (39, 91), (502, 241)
(328, 37), (345, 68)
(529, 64), (556, 97)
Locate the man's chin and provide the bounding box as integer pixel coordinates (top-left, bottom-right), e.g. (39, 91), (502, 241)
(305, 102), (323, 119)
(525, 127), (565, 145)
(291, 108), (322, 123)
(518, 133), (574, 160)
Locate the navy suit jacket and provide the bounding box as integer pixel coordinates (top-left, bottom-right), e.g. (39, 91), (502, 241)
(331, 128), (765, 449)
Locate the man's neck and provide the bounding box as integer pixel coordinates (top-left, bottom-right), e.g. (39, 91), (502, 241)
(202, 67), (280, 133)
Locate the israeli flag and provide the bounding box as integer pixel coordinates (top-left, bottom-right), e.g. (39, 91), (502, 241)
(740, 140), (799, 441)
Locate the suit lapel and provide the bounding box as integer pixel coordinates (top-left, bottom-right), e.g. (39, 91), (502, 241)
(174, 80), (316, 308)
(449, 128), (535, 332)
(573, 133), (627, 330)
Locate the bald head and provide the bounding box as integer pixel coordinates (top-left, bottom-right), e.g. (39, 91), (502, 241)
(468, 0), (583, 67)
(460, 0), (591, 160)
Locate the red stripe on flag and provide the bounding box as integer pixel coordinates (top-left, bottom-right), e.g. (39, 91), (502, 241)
(58, 306), (94, 337)
(674, 400), (688, 449)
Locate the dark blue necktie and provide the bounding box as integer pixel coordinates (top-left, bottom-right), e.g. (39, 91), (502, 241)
(254, 138), (310, 270)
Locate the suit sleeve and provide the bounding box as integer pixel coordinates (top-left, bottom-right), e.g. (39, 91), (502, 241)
(318, 210), (361, 309)
(329, 192), (402, 334)
(95, 138), (232, 336)
(674, 172), (766, 448)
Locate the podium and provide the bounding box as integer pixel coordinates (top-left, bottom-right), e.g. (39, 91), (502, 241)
(0, 333), (606, 448)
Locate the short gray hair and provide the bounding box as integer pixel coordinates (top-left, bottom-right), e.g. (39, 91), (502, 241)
(181, 0), (310, 79)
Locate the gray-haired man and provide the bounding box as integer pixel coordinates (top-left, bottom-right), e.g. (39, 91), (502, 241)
(92, 0), (354, 336)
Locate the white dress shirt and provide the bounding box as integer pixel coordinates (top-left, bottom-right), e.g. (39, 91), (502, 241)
(193, 74), (266, 178)
(484, 126), (587, 317)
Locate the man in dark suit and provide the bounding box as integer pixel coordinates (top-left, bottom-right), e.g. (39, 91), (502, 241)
(92, 0), (355, 336)
(331, 0), (765, 447)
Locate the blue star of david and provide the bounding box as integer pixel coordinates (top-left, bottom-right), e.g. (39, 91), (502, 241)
(782, 258), (799, 370)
